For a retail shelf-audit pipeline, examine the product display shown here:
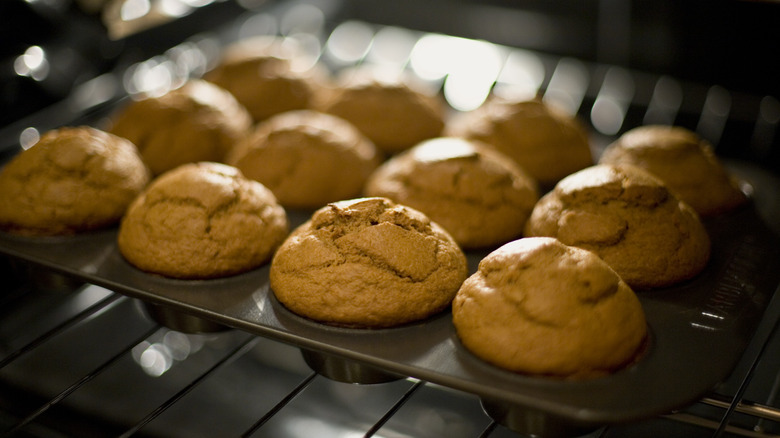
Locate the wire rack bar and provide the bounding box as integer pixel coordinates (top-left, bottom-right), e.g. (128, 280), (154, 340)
(241, 370), (318, 438)
(701, 395), (780, 424)
(713, 311), (780, 437)
(363, 379), (426, 438)
(0, 292), (124, 370)
(119, 333), (259, 438)
(478, 419), (498, 438)
(756, 371), (780, 434)
(664, 412), (780, 438)
(1, 324), (160, 437)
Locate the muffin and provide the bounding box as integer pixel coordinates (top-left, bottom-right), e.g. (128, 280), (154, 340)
(445, 97), (593, 186)
(204, 36), (320, 123)
(118, 162), (288, 279)
(364, 137), (539, 249)
(0, 126), (150, 236)
(109, 79), (253, 176)
(524, 164), (711, 289)
(228, 110), (381, 209)
(319, 73), (446, 155)
(269, 197), (468, 328)
(599, 125), (747, 216)
(452, 237), (648, 379)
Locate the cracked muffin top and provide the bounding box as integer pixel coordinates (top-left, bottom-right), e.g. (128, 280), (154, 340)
(109, 79), (253, 176)
(0, 126), (151, 236)
(227, 110), (381, 209)
(117, 162), (288, 279)
(204, 36), (321, 123)
(444, 97), (593, 187)
(452, 237), (648, 379)
(318, 74), (446, 155)
(269, 197), (468, 328)
(364, 137), (539, 249)
(599, 125), (747, 217)
(523, 163), (711, 289)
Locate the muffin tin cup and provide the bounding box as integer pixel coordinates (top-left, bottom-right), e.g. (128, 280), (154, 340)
(10, 258), (85, 293)
(139, 301), (231, 334)
(3, 237), (85, 294)
(481, 397), (601, 438)
(301, 348), (404, 384)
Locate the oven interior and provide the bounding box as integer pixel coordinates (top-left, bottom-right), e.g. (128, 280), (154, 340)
(1, 0), (780, 437)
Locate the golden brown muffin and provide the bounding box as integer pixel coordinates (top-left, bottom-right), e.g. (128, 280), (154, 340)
(364, 137), (539, 249)
(204, 36), (321, 123)
(269, 197), (468, 328)
(599, 125), (747, 216)
(524, 164), (711, 289)
(0, 126), (151, 236)
(445, 97), (593, 186)
(318, 74), (446, 155)
(109, 79), (252, 176)
(452, 237), (648, 379)
(118, 162), (288, 279)
(228, 110), (381, 209)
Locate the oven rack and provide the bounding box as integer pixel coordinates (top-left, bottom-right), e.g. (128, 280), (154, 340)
(0, 277), (779, 438)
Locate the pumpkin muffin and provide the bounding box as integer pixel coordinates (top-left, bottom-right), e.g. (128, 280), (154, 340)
(599, 125), (747, 216)
(204, 36), (321, 122)
(109, 79), (252, 176)
(524, 164), (710, 289)
(319, 73), (446, 155)
(452, 237), (648, 379)
(228, 110), (380, 209)
(446, 97), (592, 186)
(365, 137), (538, 249)
(118, 162), (288, 279)
(269, 197), (468, 328)
(0, 126), (150, 236)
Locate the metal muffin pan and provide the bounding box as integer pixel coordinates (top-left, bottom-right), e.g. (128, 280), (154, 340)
(1, 166), (778, 435)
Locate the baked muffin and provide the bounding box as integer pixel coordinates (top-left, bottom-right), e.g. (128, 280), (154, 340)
(109, 79), (252, 176)
(228, 110), (381, 209)
(524, 164), (710, 289)
(364, 137), (539, 249)
(269, 197), (468, 328)
(319, 73), (446, 155)
(118, 162), (288, 279)
(599, 125), (747, 216)
(204, 36), (320, 123)
(452, 237), (647, 379)
(445, 97), (593, 186)
(0, 126), (150, 236)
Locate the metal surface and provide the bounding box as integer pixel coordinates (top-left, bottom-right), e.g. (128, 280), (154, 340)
(0, 284), (495, 437)
(0, 256), (779, 437)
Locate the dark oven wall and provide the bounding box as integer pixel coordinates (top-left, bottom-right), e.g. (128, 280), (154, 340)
(336, 0), (780, 99)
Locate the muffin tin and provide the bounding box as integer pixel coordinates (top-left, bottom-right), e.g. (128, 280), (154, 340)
(1, 165), (778, 436)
